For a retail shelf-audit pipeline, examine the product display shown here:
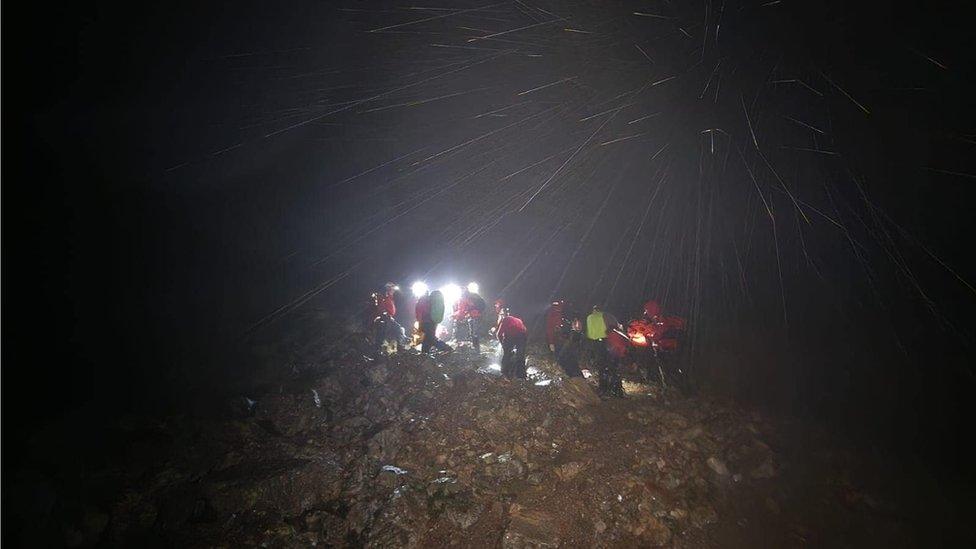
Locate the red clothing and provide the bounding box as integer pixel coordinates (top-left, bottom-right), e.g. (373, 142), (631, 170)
(415, 295), (431, 323)
(643, 300), (661, 319)
(453, 294), (482, 320)
(380, 293), (396, 317)
(496, 315), (527, 342)
(545, 303), (564, 345)
(606, 329), (630, 359)
(626, 318), (659, 347)
(627, 315), (685, 349)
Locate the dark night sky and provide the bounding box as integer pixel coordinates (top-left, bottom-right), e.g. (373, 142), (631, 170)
(4, 0), (976, 479)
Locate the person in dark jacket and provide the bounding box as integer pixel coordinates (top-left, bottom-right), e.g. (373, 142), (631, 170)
(556, 329), (583, 377)
(496, 308), (528, 379)
(599, 328), (629, 397)
(415, 289), (452, 355)
(369, 282), (404, 351)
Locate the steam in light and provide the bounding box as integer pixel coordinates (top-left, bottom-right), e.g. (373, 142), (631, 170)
(467, 282), (479, 294)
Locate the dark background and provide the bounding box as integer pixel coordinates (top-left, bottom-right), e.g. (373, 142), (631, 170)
(4, 0), (975, 494)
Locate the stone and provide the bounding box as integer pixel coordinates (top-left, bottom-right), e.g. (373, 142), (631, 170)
(554, 461), (584, 481)
(633, 513), (672, 546)
(555, 378), (600, 410)
(691, 506), (718, 528)
(706, 456), (730, 476)
(253, 393), (314, 436)
(669, 508), (688, 520)
(368, 427), (403, 462)
(502, 506), (559, 548)
(207, 456), (343, 518)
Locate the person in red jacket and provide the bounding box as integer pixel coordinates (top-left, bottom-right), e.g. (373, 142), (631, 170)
(368, 283), (404, 352)
(453, 288), (486, 352)
(545, 300), (566, 355)
(370, 282), (397, 318)
(626, 299), (686, 387)
(600, 328), (629, 397)
(496, 308), (528, 379)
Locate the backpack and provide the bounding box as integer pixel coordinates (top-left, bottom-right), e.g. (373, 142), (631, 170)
(429, 290), (445, 323)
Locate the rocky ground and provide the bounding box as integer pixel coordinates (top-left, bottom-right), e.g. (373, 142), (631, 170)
(6, 310), (959, 547)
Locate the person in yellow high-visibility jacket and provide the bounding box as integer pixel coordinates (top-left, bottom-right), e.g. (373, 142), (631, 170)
(585, 305), (618, 370)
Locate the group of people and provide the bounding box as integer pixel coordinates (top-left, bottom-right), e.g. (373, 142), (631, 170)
(545, 300), (686, 397)
(368, 282), (685, 396)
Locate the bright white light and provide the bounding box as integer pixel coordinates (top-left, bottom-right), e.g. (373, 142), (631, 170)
(411, 281), (428, 297)
(440, 283), (462, 311)
(467, 281), (479, 294)
(488, 363), (501, 371)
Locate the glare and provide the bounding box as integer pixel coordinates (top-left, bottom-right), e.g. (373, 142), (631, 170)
(411, 281), (428, 297)
(467, 281), (479, 294)
(440, 283), (462, 310)
(488, 363), (501, 371)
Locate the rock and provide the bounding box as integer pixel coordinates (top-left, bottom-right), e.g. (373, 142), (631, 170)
(554, 461), (584, 481)
(706, 456), (730, 476)
(253, 393), (315, 436)
(502, 506), (560, 548)
(207, 456), (343, 518)
(446, 502), (483, 530)
(555, 378), (600, 410)
(366, 364), (389, 385)
(488, 458), (525, 482)
(691, 506), (718, 528)
(594, 519), (607, 533)
(669, 508), (688, 520)
(368, 427), (403, 462)
(633, 513), (672, 546)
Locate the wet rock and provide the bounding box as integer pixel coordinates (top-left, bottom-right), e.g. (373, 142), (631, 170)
(706, 456), (730, 476)
(503, 506), (560, 548)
